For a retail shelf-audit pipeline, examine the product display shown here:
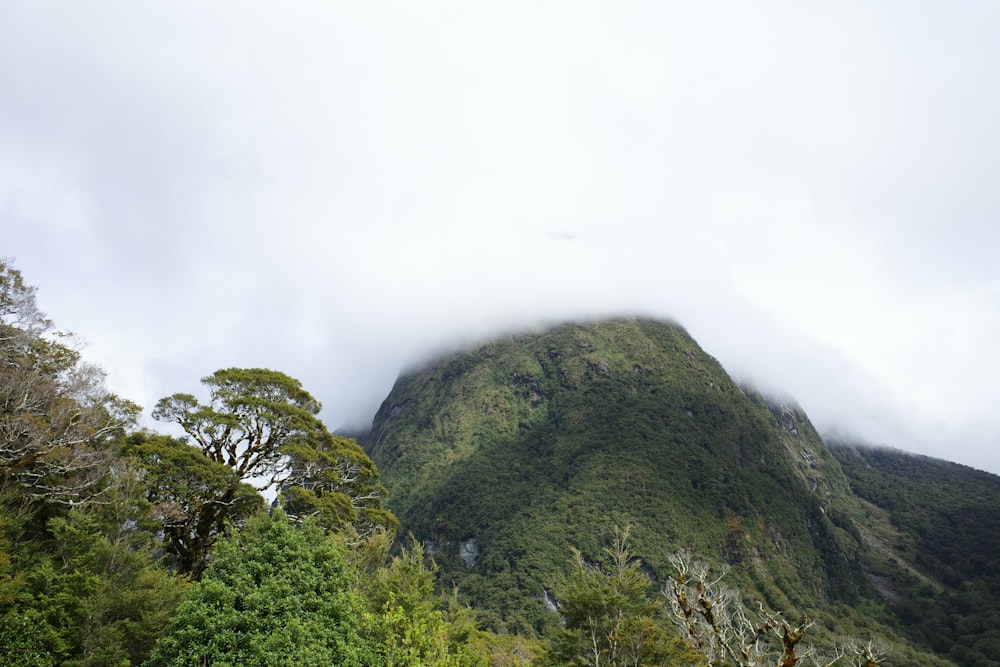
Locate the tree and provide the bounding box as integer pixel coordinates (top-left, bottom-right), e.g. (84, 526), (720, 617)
(145, 509), (374, 667)
(552, 527), (701, 667)
(152, 368), (331, 486)
(0, 468), (188, 667)
(663, 551), (888, 667)
(1, 258), (137, 506)
(0, 260), (181, 665)
(151, 368), (395, 573)
(360, 538), (484, 667)
(281, 431), (397, 537)
(128, 433), (263, 576)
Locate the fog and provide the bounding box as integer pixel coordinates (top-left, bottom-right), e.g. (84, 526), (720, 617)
(4, 2), (999, 473)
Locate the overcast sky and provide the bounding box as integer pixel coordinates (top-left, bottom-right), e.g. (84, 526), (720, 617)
(3, 2), (999, 474)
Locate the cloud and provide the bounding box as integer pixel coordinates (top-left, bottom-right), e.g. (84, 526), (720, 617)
(3, 2), (1000, 473)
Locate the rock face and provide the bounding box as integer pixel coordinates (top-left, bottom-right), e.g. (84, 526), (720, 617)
(366, 318), (865, 633)
(458, 537), (480, 567)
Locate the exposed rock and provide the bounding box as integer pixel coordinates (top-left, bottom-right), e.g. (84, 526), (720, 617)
(459, 537), (479, 567)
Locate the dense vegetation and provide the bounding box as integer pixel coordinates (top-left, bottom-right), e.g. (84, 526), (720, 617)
(366, 320), (866, 635)
(0, 259), (488, 665)
(830, 444), (1000, 667)
(2, 258), (998, 666)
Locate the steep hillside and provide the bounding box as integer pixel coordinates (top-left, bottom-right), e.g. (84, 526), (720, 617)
(831, 444), (1000, 666)
(367, 319), (867, 635)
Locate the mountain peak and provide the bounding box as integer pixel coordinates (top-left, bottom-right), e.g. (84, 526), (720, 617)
(368, 318), (863, 631)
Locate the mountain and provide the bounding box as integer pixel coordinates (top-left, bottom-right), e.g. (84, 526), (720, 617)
(364, 318), (998, 666)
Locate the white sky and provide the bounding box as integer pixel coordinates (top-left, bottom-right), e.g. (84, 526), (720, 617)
(3, 2), (999, 474)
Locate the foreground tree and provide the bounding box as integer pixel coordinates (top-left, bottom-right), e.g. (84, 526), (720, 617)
(128, 433), (263, 576)
(1, 258), (137, 505)
(145, 509), (374, 666)
(0, 260), (180, 665)
(0, 463), (188, 666)
(360, 539), (485, 667)
(152, 368), (325, 486)
(151, 368), (395, 573)
(663, 551), (888, 667)
(281, 431), (397, 536)
(552, 527), (701, 667)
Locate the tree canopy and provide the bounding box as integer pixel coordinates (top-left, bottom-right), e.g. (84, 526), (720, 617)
(152, 368), (328, 487)
(128, 433), (263, 577)
(150, 368), (396, 574)
(551, 527), (701, 667)
(1, 258), (137, 506)
(145, 509), (373, 667)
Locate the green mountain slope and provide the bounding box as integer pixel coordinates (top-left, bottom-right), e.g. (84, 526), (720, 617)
(368, 321), (857, 619)
(365, 318), (984, 665)
(830, 444), (1000, 666)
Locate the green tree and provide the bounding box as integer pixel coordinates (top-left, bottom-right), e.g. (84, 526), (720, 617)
(553, 527), (700, 667)
(281, 431), (398, 537)
(145, 509), (373, 667)
(151, 368), (395, 572)
(360, 539), (485, 667)
(152, 368), (326, 487)
(0, 485), (188, 666)
(1, 258), (138, 506)
(128, 433), (263, 576)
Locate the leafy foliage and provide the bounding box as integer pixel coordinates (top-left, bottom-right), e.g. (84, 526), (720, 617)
(152, 368), (395, 574)
(146, 511), (490, 667)
(145, 509), (373, 667)
(551, 526), (701, 667)
(128, 433), (264, 577)
(0, 485), (188, 666)
(0, 259), (184, 665)
(282, 431), (398, 537)
(152, 368), (326, 487)
(1, 258), (138, 506)
(360, 539), (485, 666)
